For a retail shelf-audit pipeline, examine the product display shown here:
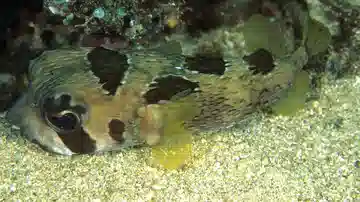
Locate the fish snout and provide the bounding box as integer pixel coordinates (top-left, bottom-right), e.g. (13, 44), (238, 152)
(7, 91), (95, 155)
(7, 99), (76, 156)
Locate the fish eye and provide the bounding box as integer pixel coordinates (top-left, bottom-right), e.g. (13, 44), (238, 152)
(41, 93), (87, 134)
(44, 110), (82, 133)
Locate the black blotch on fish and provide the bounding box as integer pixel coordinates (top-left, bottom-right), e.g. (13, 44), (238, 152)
(143, 75), (200, 104)
(184, 54), (227, 75)
(243, 48), (275, 75)
(56, 128), (96, 154)
(87, 47), (130, 95)
(108, 119), (125, 142)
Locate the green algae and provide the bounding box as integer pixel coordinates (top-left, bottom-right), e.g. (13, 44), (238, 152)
(305, 18), (331, 56)
(243, 14), (292, 57)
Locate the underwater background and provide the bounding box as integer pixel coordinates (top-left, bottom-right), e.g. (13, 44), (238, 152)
(0, 0), (359, 201)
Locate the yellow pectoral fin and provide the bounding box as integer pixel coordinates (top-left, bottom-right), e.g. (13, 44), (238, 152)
(151, 122), (193, 170)
(271, 70), (311, 116)
(150, 99), (198, 170)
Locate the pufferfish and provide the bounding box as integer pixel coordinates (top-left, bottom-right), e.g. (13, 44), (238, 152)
(5, 40), (307, 156)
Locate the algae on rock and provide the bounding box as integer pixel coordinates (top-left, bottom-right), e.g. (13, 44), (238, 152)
(243, 14), (294, 57)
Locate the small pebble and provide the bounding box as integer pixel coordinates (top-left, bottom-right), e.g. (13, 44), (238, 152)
(354, 160), (359, 168)
(144, 190), (155, 200)
(93, 8), (105, 19)
(54, 0), (66, 4)
(9, 184), (16, 192)
(151, 184), (165, 190)
(116, 8), (126, 17)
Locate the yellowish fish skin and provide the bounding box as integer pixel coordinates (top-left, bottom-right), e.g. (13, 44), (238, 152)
(6, 40), (306, 155)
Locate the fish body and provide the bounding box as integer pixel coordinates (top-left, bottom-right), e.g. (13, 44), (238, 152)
(6, 40), (307, 155)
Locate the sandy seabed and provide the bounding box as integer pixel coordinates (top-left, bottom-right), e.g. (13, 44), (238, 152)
(0, 75), (359, 201)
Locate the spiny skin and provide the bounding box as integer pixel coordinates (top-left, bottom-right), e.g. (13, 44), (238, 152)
(5, 40), (307, 156)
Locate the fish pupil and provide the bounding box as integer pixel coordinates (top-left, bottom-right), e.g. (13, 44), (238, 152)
(47, 111), (80, 132)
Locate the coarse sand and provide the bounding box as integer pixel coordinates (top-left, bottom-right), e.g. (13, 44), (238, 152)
(0, 76), (359, 201)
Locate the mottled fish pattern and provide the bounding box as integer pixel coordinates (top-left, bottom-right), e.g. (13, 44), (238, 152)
(6, 40), (307, 155)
